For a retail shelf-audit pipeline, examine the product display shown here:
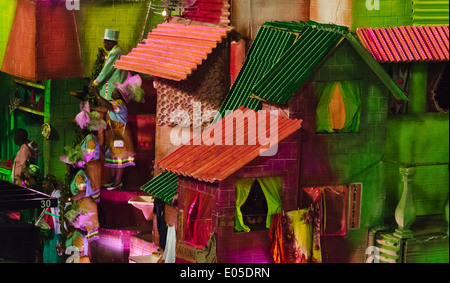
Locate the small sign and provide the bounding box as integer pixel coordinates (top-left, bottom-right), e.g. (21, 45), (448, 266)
(348, 183), (362, 230)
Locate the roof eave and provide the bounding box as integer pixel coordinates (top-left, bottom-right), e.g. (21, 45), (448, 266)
(345, 32), (409, 101)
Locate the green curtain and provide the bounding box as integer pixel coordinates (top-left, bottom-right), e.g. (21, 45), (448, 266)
(257, 177), (282, 229)
(234, 177), (282, 232)
(316, 81), (338, 133)
(316, 81), (361, 133)
(339, 81), (361, 133)
(234, 178), (256, 232)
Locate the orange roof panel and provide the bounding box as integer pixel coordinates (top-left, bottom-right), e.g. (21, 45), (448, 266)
(157, 107), (303, 183)
(115, 23), (230, 81)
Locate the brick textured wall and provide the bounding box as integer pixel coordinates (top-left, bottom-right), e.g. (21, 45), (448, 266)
(2, 0), (84, 80)
(216, 137), (300, 263)
(1, 0), (36, 80)
(174, 136), (300, 263)
(35, 0), (84, 80)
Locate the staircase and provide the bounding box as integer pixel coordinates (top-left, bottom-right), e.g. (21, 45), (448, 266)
(375, 232), (402, 263)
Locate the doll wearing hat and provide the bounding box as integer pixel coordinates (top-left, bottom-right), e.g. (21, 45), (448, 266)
(91, 74), (144, 190)
(89, 29), (128, 101)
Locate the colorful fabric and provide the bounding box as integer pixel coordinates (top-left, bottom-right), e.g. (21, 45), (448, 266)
(80, 134), (100, 162)
(105, 100), (135, 168)
(69, 170), (100, 238)
(76, 197), (100, 240)
(269, 206), (322, 263)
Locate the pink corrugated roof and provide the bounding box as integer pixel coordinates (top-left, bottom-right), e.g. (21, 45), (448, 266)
(356, 25), (449, 63)
(115, 23), (230, 81)
(157, 106), (303, 183)
(183, 0), (231, 26)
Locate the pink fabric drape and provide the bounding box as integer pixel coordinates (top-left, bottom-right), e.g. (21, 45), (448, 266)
(184, 191), (213, 248)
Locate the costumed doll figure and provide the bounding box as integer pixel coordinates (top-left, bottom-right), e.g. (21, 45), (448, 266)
(89, 29), (128, 101)
(12, 128), (39, 184)
(64, 205), (91, 263)
(62, 164), (100, 242)
(74, 101), (106, 201)
(92, 73), (145, 190)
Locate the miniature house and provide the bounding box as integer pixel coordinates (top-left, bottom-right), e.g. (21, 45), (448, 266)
(141, 20), (417, 263)
(143, 107), (303, 262)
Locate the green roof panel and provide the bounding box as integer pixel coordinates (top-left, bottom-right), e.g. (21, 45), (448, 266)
(252, 27), (343, 104)
(140, 171), (179, 205)
(218, 26), (297, 116)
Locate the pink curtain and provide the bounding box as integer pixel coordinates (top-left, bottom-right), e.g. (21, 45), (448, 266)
(184, 191), (213, 248)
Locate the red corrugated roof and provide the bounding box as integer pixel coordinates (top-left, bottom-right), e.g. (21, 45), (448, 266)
(115, 23), (230, 81)
(356, 25), (449, 63)
(183, 0), (231, 26)
(157, 106), (303, 183)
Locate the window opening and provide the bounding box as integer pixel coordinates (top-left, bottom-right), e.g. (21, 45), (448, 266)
(428, 63), (449, 113)
(240, 180), (268, 231)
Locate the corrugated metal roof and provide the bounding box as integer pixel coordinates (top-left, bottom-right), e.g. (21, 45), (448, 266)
(115, 23), (230, 81)
(252, 23), (346, 105)
(220, 20), (408, 111)
(140, 170), (179, 205)
(412, 0), (449, 26)
(357, 25), (449, 63)
(218, 25), (297, 116)
(158, 106), (303, 183)
(183, 0), (230, 26)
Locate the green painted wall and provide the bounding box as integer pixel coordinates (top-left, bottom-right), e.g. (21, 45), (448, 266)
(385, 114), (449, 217)
(0, 72), (16, 163)
(0, 0), (17, 69)
(74, 0), (164, 77)
(0, 72), (45, 175)
(43, 78), (86, 180)
(305, 40), (392, 262)
(351, 0), (412, 30)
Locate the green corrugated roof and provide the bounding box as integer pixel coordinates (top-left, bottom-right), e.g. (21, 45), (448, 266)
(140, 171), (179, 205)
(250, 21), (407, 104)
(252, 24), (345, 105)
(218, 25), (297, 116)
